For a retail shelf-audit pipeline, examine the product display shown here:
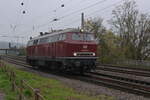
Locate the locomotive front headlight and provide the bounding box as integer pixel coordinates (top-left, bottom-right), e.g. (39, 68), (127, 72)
(93, 53), (95, 56)
(73, 53), (77, 56)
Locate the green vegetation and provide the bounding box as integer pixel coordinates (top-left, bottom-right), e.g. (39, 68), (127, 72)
(0, 63), (115, 100)
(84, 0), (150, 64)
(0, 70), (17, 100)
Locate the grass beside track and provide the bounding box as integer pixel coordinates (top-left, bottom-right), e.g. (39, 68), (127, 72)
(0, 63), (115, 100)
(0, 70), (17, 100)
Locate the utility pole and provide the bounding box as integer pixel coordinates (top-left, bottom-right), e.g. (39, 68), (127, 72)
(81, 12), (84, 31)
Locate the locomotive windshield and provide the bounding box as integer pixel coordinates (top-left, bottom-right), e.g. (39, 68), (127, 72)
(72, 33), (95, 41)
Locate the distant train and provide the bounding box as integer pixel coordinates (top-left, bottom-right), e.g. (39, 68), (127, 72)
(26, 29), (98, 73)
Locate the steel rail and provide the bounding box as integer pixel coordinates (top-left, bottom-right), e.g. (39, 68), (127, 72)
(97, 66), (150, 77)
(99, 64), (150, 72)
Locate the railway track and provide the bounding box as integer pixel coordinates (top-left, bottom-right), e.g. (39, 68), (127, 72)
(1, 55), (26, 62)
(97, 65), (150, 77)
(3, 55), (150, 77)
(84, 72), (150, 97)
(100, 64), (150, 72)
(0, 56), (150, 97)
(1, 55), (150, 97)
(2, 55), (150, 78)
(1, 55), (31, 68)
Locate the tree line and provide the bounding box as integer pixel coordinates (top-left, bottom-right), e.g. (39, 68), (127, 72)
(84, 0), (150, 63)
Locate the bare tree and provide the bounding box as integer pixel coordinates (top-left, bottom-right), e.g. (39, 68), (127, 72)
(84, 18), (106, 38)
(111, 0), (150, 60)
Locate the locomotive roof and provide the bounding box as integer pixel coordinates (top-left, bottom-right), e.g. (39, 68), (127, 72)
(29, 28), (85, 41)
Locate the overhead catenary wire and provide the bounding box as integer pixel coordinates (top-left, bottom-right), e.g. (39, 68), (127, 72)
(2, 0), (149, 43)
(9, 0), (28, 35)
(37, 0), (150, 32)
(9, 0), (29, 46)
(59, 0), (123, 28)
(25, 0), (95, 24)
(58, 0), (107, 19)
(20, 0), (108, 35)
(28, 0), (123, 35)
(19, 0), (124, 39)
(38, 0), (107, 27)
(88, 0), (123, 16)
(22, 0), (71, 25)
(0, 35), (26, 38)
(25, 0), (108, 33)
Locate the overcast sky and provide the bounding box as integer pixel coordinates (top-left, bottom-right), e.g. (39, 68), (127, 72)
(0, 0), (150, 44)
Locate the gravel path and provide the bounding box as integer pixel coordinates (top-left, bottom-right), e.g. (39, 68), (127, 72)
(7, 62), (150, 100)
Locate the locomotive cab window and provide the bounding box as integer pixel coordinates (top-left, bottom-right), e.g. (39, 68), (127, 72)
(72, 33), (94, 41)
(85, 34), (95, 41)
(33, 39), (39, 45)
(72, 33), (83, 40)
(58, 33), (66, 41)
(39, 37), (48, 44)
(51, 35), (57, 42)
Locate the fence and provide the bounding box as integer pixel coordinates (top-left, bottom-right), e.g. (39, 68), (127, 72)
(0, 60), (46, 100)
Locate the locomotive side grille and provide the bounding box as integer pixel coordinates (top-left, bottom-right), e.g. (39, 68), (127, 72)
(75, 52), (95, 56)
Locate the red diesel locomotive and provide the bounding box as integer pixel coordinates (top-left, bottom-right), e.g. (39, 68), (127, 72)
(26, 29), (98, 73)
